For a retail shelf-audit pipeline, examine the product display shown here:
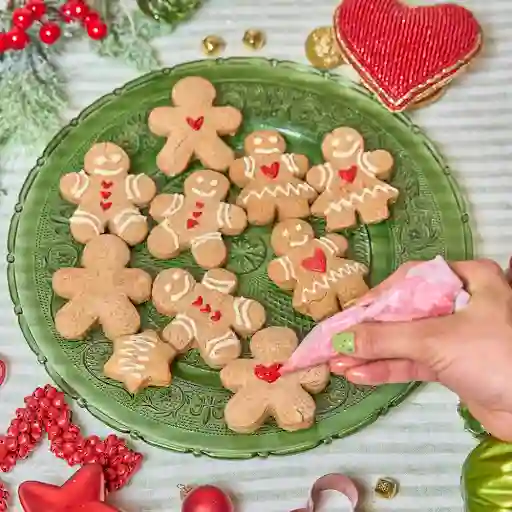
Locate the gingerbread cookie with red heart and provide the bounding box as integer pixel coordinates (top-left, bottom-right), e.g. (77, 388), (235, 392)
(148, 76), (242, 176)
(267, 219), (369, 320)
(333, 0), (483, 111)
(220, 327), (330, 433)
(307, 127), (399, 231)
(229, 130), (317, 226)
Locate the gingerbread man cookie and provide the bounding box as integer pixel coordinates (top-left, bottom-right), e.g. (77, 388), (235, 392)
(147, 169), (247, 269)
(307, 127), (399, 231)
(104, 330), (176, 393)
(267, 219), (369, 320)
(52, 234), (152, 340)
(220, 327), (330, 433)
(148, 76), (242, 176)
(229, 130), (317, 225)
(152, 268), (266, 369)
(59, 142), (156, 245)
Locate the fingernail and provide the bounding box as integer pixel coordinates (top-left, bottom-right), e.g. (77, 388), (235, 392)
(331, 332), (355, 354)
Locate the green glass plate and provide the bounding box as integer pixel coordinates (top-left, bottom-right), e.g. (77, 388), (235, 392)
(7, 58), (473, 458)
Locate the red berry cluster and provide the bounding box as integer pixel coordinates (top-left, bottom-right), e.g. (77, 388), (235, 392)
(0, 482), (8, 512)
(0, 0), (108, 54)
(0, 385), (143, 492)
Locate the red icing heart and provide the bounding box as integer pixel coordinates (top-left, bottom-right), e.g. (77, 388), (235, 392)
(100, 191), (112, 200)
(192, 211), (203, 218)
(254, 363), (283, 384)
(100, 201), (112, 211)
(200, 304), (212, 314)
(186, 116), (204, 131)
(338, 165), (358, 183)
(211, 311), (222, 322)
(196, 201), (205, 209)
(192, 296), (203, 307)
(334, 0), (482, 111)
(187, 218), (199, 229)
(301, 248), (327, 273)
(101, 181), (113, 189)
(261, 161), (280, 179)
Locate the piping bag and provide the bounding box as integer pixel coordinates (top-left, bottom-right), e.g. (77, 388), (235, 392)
(281, 256), (471, 374)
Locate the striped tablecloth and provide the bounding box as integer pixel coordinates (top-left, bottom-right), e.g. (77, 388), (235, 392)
(0, 0), (509, 509)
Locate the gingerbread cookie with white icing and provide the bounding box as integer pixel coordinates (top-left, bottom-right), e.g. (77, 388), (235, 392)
(147, 169), (247, 269)
(104, 330), (176, 393)
(229, 130), (317, 225)
(267, 219), (369, 320)
(152, 268), (266, 369)
(59, 142), (156, 245)
(220, 327), (330, 433)
(307, 127), (399, 231)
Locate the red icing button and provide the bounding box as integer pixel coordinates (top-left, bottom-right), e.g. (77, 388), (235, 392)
(254, 363), (283, 384)
(195, 201), (205, 209)
(260, 161), (280, 179)
(338, 165), (358, 183)
(192, 211), (203, 218)
(210, 311), (222, 322)
(101, 181), (113, 189)
(187, 219), (199, 229)
(192, 296), (203, 307)
(200, 304), (212, 314)
(301, 248), (327, 273)
(186, 116), (204, 131)
(100, 202), (112, 211)
(100, 191), (112, 200)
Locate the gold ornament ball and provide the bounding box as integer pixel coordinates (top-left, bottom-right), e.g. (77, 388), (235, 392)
(305, 26), (344, 70)
(374, 477), (399, 499)
(243, 29), (266, 50)
(202, 35), (225, 56)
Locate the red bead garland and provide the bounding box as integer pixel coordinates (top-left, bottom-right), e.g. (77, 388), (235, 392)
(0, 0), (108, 54)
(0, 385), (143, 492)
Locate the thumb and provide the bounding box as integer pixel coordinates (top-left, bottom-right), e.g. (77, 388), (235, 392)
(333, 315), (460, 364)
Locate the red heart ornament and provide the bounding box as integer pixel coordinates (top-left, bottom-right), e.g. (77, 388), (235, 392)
(186, 218), (199, 229)
(186, 116), (204, 131)
(260, 161), (280, 179)
(200, 304), (212, 314)
(301, 248), (327, 273)
(192, 296), (203, 307)
(100, 191), (112, 200)
(195, 201), (205, 209)
(192, 211), (203, 218)
(100, 201), (112, 211)
(210, 311), (222, 322)
(254, 363), (283, 384)
(101, 181), (113, 189)
(338, 165), (358, 183)
(333, 0), (482, 111)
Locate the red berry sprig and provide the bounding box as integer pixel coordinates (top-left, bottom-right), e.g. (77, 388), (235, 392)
(0, 0), (108, 55)
(0, 384), (143, 492)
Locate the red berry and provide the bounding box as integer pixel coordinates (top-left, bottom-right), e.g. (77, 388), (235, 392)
(25, 0), (46, 19)
(0, 32), (10, 53)
(82, 10), (99, 25)
(69, 0), (89, 19)
(12, 8), (34, 30)
(85, 19), (108, 40)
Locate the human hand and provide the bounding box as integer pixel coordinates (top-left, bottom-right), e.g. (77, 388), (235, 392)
(330, 259), (512, 441)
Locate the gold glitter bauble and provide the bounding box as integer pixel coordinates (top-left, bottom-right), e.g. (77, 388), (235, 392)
(243, 29), (266, 50)
(375, 477), (399, 499)
(305, 26), (344, 70)
(201, 35), (225, 56)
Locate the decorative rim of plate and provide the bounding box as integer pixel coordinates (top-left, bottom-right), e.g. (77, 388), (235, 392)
(6, 57), (473, 458)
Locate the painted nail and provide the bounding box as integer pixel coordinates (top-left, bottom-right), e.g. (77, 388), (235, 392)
(331, 332), (355, 354)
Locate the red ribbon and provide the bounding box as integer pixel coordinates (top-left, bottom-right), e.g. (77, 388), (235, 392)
(290, 474), (359, 511)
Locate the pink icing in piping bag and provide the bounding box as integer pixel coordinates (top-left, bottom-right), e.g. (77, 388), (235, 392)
(281, 256), (470, 374)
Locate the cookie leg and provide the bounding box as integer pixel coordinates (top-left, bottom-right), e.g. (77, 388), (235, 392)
(224, 388), (269, 434)
(195, 137), (235, 172)
(147, 222), (182, 260)
(55, 300), (98, 340)
(335, 276), (369, 308)
(98, 296), (141, 340)
(304, 293), (340, 321)
(357, 199), (390, 225)
(197, 328), (241, 369)
(69, 209), (105, 244)
(244, 199), (276, 226)
(325, 209), (357, 232)
(109, 209), (148, 246)
(277, 198), (310, 220)
(190, 234), (227, 269)
(271, 388), (317, 432)
(157, 138), (194, 177)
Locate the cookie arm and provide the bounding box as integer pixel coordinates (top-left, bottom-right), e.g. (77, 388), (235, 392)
(220, 359), (258, 391)
(149, 193), (185, 222)
(59, 171), (89, 204)
(117, 269), (152, 304)
(267, 256), (297, 290)
(211, 106), (243, 135)
(282, 153), (309, 178)
(148, 106), (180, 136)
(162, 315), (196, 352)
(361, 149), (394, 180)
(126, 174), (157, 206)
(52, 268), (88, 300)
(217, 202), (247, 236)
(228, 157), (253, 188)
(299, 365), (331, 394)
(316, 234), (348, 257)
(306, 164), (331, 193)
(226, 296), (266, 336)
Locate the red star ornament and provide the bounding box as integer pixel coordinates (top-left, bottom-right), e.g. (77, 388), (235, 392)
(18, 464), (119, 512)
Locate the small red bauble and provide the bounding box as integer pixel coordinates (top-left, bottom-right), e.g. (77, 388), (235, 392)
(86, 19), (108, 40)
(82, 10), (100, 25)
(66, 0), (89, 20)
(7, 28), (30, 50)
(12, 7), (34, 30)
(25, 0), (46, 19)
(39, 23), (61, 45)
(181, 485), (234, 512)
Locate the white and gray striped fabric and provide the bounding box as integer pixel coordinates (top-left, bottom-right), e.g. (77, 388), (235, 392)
(0, 0), (509, 510)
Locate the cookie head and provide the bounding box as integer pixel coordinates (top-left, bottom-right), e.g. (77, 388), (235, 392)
(322, 127), (363, 161)
(81, 234), (131, 270)
(184, 170), (230, 202)
(271, 219), (315, 256)
(251, 327), (299, 364)
(172, 76), (217, 108)
(244, 130), (286, 156)
(84, 142), (130, 177)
